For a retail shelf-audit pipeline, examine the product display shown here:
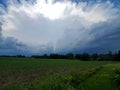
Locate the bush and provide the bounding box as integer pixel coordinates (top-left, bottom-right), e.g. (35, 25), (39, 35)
(113, 69), (120, 88)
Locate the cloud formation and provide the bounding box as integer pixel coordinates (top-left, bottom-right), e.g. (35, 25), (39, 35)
(0, 0), (120, 55)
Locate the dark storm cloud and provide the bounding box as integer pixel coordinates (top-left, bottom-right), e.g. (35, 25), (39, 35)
(0, 0), (120, 55)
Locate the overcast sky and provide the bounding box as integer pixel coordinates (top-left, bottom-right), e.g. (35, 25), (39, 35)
(0, 0), (120, 55)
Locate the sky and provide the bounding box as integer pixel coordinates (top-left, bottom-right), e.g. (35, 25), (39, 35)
(0, 0), (120, 55)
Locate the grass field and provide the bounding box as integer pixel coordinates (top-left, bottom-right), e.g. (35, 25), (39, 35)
(0, 57), (120, 90)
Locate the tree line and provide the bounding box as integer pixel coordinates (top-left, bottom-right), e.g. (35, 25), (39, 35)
(31, 50), (120, 61)
(0, 50), (120, 61)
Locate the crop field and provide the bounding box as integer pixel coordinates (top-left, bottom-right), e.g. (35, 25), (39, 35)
(0, 57), (120, 90)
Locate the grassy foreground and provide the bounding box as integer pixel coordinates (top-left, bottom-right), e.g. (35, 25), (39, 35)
(0, 57), (120, 90)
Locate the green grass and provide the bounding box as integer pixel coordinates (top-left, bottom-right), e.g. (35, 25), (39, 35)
(82, 64), (120, 90)
(0, 57), (119, 90)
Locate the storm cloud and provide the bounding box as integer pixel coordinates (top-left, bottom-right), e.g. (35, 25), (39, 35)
(0, 0), (120, 55)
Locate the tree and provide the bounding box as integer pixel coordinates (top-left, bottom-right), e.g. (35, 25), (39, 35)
(114, 50), (120, 61)
(92, 53), (99, 60)
(66, 53), (74, 59)
(81, 53), (90, 61)
(75, 54), (81, 60)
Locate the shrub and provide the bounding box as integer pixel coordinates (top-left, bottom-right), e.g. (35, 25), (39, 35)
(113, 69), (120, 88)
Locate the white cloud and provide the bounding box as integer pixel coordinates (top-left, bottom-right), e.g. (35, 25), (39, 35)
(0, 0), (120, 54)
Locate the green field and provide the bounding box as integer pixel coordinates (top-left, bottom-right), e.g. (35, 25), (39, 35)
(0, 57), (120, 90)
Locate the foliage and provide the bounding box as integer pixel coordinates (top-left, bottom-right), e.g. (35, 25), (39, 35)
(114, 69), (120, 88)
(66, 53), (74, 59)
(31, 50), (120, 61)
(1, 50), (120, 61)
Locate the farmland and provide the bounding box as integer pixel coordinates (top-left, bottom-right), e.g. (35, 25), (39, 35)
(0, 57), (120, 90)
